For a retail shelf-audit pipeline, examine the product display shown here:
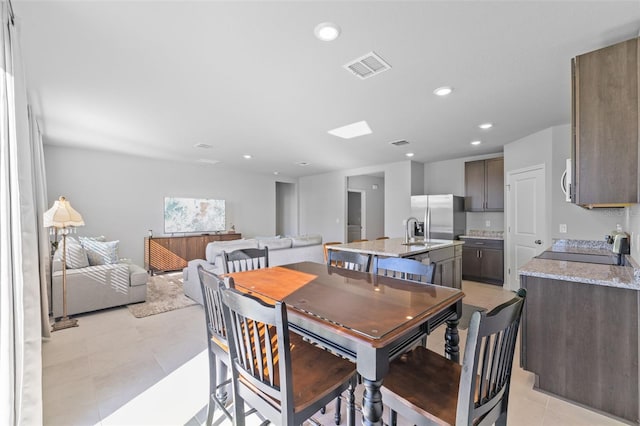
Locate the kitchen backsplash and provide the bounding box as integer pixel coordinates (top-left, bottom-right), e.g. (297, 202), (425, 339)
(466, 229), (504, 238)
(466, 211), (504, 231)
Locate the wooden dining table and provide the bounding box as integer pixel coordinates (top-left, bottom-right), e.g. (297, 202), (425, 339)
(226, 261), (465, 426)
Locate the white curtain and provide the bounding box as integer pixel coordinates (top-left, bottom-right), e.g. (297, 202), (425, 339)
(1, 2), (44, 425)
(28, 105), (50, 340)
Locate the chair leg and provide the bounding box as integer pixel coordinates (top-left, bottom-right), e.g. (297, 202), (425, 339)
(346, 377), (356, 426)
(334, 396), (342, 425)
(207, 352), (217, 426)
(215, 358), (228, 406)
(495, 412), (507, 426)
(231, 392), (246, 426)
(420, 334), (427, 347)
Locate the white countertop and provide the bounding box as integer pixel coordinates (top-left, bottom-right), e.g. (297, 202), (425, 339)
(328, 237), (463, 258)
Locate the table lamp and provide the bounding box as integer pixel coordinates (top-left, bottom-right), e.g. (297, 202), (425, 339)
(44, 196), (85, 331)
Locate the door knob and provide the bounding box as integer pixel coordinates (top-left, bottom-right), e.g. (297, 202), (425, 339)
(534, 240), (542, 245)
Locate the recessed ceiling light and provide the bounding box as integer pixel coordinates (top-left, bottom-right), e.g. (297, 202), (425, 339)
(296, 162), (311, 167)
(273, 171), (279, 175)
(479, 123), (493, 130)
(194, 143), (213, 149)
(314, 22), (341, 41)
(328, 120), (372, 139)
(433, 86), (453, 96)
(405, 152), (415, 157)
(471, 140), (482, 146)
(243, 154), (252, 159)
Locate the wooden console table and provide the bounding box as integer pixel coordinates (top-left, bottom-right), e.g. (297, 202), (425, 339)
(144, 233), (241, 275)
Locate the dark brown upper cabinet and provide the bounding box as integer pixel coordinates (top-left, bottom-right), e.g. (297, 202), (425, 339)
(464, 157), (504, 212)
(572, 37), (639, 208)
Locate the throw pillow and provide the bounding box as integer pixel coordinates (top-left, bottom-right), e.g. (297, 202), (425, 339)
(53, 237), (90, 269)
(82, 239), (119, 265)
(79, 235), (106, 244)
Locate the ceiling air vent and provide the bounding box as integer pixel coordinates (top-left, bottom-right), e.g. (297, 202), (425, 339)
(344, 51), (391, 80)
(390, 140), (409, 147)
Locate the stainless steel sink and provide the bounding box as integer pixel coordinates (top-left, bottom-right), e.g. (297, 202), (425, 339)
(535, 250), (619, 265)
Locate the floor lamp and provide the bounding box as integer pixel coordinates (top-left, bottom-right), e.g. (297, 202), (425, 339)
(44, 196), (85, 332)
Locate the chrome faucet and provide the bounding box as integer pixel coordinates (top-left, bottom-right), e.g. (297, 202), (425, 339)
(405, 217), (419, 244)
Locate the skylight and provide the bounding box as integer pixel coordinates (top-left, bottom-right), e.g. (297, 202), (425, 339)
(328, 120), (372, 139)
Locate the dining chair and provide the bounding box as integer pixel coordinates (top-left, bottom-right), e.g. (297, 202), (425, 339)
(381, 289), (527, 426)
(323, 241), (343, 262)
(327, 249), (371, 272)
(372, 256), (436, 284)
(198, 266), (258, 425)
(220, 286), (358, 426)
(222, 247), (269, 273)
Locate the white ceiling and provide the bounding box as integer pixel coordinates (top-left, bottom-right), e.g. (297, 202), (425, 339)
(13, 1), (640, 178)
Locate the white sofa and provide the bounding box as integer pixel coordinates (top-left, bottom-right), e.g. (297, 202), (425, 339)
(183, 235), (324, 304)
(51, 259), (148, 317)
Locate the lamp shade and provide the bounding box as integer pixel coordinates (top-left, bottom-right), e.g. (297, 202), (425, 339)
(43, 196), (85, 228)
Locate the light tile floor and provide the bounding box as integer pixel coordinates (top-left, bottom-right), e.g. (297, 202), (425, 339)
(42, 280), (630, 425)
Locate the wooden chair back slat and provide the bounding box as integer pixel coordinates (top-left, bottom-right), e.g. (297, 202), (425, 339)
(222, 287), (290, 404)
(372, 256), (435, 284)
(458, 288), (526, 425)
(223, 247), (269, 273)
(327, 249), (371, 272)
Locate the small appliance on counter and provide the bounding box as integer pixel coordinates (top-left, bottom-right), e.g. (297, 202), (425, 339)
(606, 225), (631, 265)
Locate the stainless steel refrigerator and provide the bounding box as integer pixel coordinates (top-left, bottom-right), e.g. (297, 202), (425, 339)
(410, 194), (466, 240)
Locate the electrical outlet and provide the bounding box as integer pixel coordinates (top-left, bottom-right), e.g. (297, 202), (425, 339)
(559, 224), (567, 233)
(485, 220), (491, 228)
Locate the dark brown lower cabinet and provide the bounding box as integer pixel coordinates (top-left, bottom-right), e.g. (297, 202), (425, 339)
(461, 238), (503, 285)
(520, 275), (639, 423)
(410, 244), (462, 289)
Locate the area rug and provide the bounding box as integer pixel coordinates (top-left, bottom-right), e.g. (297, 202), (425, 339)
(459, 304), (487, 330)
(127, 272), (197, 318)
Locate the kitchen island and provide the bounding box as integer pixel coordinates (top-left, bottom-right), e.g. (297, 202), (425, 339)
(519, 240), (640, 424)
(328, 238), (464, 289)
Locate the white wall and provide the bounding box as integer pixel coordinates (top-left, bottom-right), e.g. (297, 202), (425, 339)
(424, 152), (505, 233)
(504, 127), (554, 250)
(276, 181), (297, 237)
(503, 124), (629, 270)
(425, 152), (502, 196)
(299, 161), (413, 243)
(45, 145), (281, 266)
(348, 175), (385, 240)
(550, 124), (625, 241)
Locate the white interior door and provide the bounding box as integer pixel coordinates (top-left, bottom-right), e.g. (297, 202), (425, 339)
(506, 165), (547, 290)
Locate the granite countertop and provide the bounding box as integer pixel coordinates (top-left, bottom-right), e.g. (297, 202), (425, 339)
(519, 239), (640, 291)
(329, 237), (464, 258)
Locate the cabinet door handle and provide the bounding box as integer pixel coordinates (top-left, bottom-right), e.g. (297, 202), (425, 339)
(479, 250), (482, 258)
